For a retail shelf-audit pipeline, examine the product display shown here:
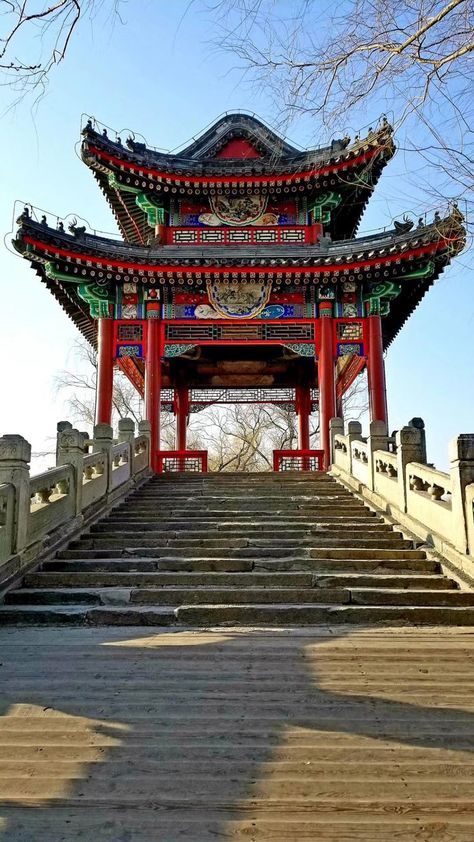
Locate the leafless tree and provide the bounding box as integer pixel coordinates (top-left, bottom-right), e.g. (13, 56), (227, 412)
(54, 338), (146, 430)
(187, 372), (368, 472)
(210, 0), (474, 214)
(0, 0), (124, 98)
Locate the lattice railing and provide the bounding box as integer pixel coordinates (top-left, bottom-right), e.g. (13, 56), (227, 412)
(155, 450), (208, 473)
(273, 449), (325, 472)
(165, 322), (315, 343)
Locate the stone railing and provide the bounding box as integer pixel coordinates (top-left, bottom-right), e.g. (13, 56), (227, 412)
(0, 418), (152, 591)
(330, 417), (474, 580)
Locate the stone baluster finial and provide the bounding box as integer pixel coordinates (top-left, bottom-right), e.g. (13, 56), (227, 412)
(396, 423), (425, 512)
(56, 421), (73, 466)
(368, 420), (389, 491)
(57, 428), (86, 515)
(329, 417), (344, 466)
(92, 424), (114, 492)
(449, 435), (474, 554)
(0, 435), (32, 554)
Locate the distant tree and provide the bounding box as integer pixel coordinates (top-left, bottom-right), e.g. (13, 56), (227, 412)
(56, 340), (367, 470)
(211, 0), (474, 215)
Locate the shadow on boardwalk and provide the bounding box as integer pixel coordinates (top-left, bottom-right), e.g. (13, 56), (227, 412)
(1, 624), (474, 840)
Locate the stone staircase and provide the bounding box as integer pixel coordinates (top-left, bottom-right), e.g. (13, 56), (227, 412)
(2, 472), (474, 625)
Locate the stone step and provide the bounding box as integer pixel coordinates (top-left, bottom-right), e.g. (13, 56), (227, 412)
(22, 571), (451, 590)
(96, 520), (388, 533)
(4, 602), (474, 626)
(68, 538), (414, 554)
(39, 555), (440, 574)
(310, 546), (426, 559)
(7, 586), (471, 608)
(104, 512), (383, 529)
(89, 527), (401, 541)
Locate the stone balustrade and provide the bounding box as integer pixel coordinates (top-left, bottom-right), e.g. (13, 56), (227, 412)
(330, 417), (474, 580)
(0, 418), (152, 591)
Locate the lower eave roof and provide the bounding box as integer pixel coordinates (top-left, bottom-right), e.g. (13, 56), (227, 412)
(13, 209), (465, 353)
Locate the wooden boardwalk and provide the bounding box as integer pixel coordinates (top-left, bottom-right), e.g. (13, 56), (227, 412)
(1, 625), (474, 840)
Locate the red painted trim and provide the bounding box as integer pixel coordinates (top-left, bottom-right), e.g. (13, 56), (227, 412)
(95, 319), (114, 425)
(156, 450), (208, 473)
(367, 314), (388, 424)
(24, 235), (449, 277)
(175, 386), (189, 453)
(88, 143), (384, 184)
(145, 319), (162, 472)
(318, 317), (336, 470)
(167, 225), (314, 246)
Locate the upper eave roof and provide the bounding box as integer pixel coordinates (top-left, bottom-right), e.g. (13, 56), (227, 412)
(82, 113), (393, 175)
(81, 114), (395, 243)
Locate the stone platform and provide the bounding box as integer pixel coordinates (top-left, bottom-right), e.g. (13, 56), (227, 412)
(1, 624), (474, 840)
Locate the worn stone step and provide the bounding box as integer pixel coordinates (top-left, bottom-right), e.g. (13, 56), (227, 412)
(73, 537), (410, 554)
(24, 571), (314, 589)
(0, 605), (177, 626)
(310, 547), (425, 559)
(96, 522), (389, 535)
(7, 587), (351, 606)
(4, 602), (474, 626)
(350, 589), (474, 607)
(68, 538), (413, 555)
(22, 571), (449, 590)
(174, 603), (474, 627)
(48, 555), (439, 573)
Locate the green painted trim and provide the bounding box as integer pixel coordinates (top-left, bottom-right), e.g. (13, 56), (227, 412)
(135, 193), (165, 225)
(107, 173), (140, 195)
(403, 260), (435, 280)
(308, 191), (342, 224)
(44, 262), (78, 284)
(78, 283), (113, 319)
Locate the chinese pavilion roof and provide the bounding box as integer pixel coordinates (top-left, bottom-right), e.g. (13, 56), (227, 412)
(13, 207), (465, 351)
(81, 113), (395, 243)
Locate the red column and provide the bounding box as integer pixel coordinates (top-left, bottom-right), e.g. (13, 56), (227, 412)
(95, 318), (114, 425)
(318, 310), (336, 469)
(296, 384), (311, 451)
(145, 318), (162, 472)
(175, 386), (189, 452)
(367, 315), (388, 425)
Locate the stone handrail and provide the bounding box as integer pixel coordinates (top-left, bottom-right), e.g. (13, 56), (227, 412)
(330, 417), (474, 578)
(0, 418), (152, 591)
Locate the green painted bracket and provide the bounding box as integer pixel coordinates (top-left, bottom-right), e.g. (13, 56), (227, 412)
(107, 174), (165, 226)
(308, 192), (341, 224)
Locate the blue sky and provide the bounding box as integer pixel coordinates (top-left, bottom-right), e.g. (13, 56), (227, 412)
(0, 0), (472, 470)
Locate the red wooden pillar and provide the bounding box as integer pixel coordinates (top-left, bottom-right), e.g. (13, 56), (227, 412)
(318, 308), (336, 470)
(175, 386), (190, 452)
(145, 318), (162, 472)
(367, 314), (388, 425)
(95, 318), (114, 425)
(295, 384), (311, 451)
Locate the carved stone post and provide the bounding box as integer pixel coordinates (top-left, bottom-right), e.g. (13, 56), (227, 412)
(56, 421), (72, 466)
(368, 420), (389, 491)
(449, 435), (474, 554)
(57, 428), (86, 515)
(93, 423), (114, 492)
(118, 417), (135, 475)
(0, 435), (32, 554)
(346, 421), (363, 477)
(138, 420), (152, 471)
(408, 417), (427, 464)
(329, 417), (344, 467)
(395, 424), (425, 512)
